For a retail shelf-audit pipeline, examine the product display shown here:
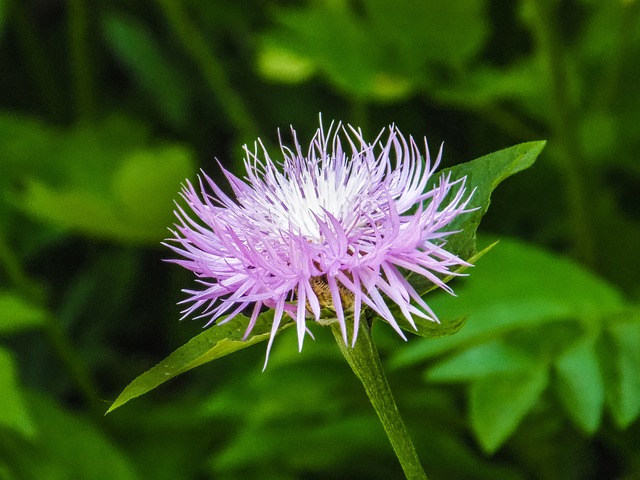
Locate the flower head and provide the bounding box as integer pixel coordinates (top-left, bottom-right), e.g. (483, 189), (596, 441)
(167, 120), (474, 365)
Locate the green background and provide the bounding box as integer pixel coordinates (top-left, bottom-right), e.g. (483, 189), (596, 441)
(1, 1), (639, 479)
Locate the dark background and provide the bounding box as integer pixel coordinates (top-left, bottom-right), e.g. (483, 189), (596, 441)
(1, 1), (639, 479)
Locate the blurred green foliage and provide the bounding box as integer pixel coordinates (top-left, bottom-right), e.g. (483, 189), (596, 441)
(0, 0), (639, 479)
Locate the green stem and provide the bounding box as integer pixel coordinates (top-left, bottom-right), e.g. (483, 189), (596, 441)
(595, 0), (640, 110)
(157, 0), (260, 141)
(331, 322), (428, 480)
(68, 0), (94, 121)
(528, 0), (595, 267)
(1, 234), (102, 416)
(10, 0), (64, 119)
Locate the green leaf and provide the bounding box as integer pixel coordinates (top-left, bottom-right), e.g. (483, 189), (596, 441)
(426, 340), (534, 383)
(554, 337), (605, 433)
(0, 0), (7, 39)
(409, 315), (468, 339)
(0, 291), (47, 335)
(16, 141), (194, 244)
(18, 180), (156, 243)
(393, 242), (495, 338)
(107, 312), (294, 413)
(470, 365), (549, 453)
(112, 145), (194, 229)
(102, 12), (190, 127)
(260, 0), (488, 100)
(433, 141), (546, 260)
(390, 237), (624, 368)
(364, 0), (488, 69)
(0, 347), (35, 437)
(600, 313), (640, 428)
(257, 39), (316, 83)
(3, 392), (139, 480)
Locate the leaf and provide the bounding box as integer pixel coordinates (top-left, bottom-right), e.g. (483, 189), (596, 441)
(112, 145), (194, 229)
(257, 39), (316, 83)
(413, 240), (498, 298)
(390, 237), (624, 368)
(600, 313), (640, 428)
(0, 291), (47, 335)
(470, 365), (549, 453)
(102, 12), (190, 127)
(0, 347), (35, 437)
(259, 0), (488, 100)
(18, 180), (158, 243)
(426, 340), (534, 383)
(16, 142), (194, 244)
(432, 141), (546, 260)
(3, 392), (140, 480)
(410, 315), (469, 339)
(363, 0), (488, 69)
(393, 242), (495, 338)
(107, 312), (294, 413)
(0, 0), (7, 39)
(554, 337), (605, 433)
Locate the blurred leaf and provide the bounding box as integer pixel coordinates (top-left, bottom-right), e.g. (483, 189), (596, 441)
(432, 60), (550, 125)
(600, 313), (640, 428)
(102, 12), (190, 127)
(112, 145), (193, 229)
(0, 348), (35, 437)
(426, 340), (534, 383)
(0, 113), (59, 182)
(13, 121), (195, 243)
(433, 141), (546, 260)
(18, 180), (159, 243)
(107, 312), (294, 413)
(364, 0), (487, 70)
(2, 392), (139, 480)
(257, 39), (316, 83)
(211, 414), (387, 475)
(577, 111), (618, 164)
(408, 315), (468, 339)
(470, 365), (549, 453)
(413, 240), (498, 301)
(260, 0), (488, 100)
(554, 337), (605, 434)
(265, 4), (378, 99)
(0, 0), (6, 39)
(0, 291), (46, 335)
(390, 237), (625, 368)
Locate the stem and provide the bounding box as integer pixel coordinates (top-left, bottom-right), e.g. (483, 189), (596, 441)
(68, 0), (94, 121)
(528, 0), (595, 267)
(594, 0), (640, 110)
(1, 234), (102, 417)
(10, 0), (64, 119)
(331, 322), (428, 480)
(157, 0), (260, 141)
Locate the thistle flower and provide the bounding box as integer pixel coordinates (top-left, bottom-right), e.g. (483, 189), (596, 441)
(167, 120), (474, 365)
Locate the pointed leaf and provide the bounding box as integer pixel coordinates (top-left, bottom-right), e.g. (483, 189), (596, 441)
(426, 340), (534, 383)
(394, 242), (495, 338)
(470, 365), (548, 453)
(19, 392), (139, 480)
(601, 314), (640, 428)
(102, 12), (190, 127)
(107, 312), (293, 413)
(0, 348), (35, 437)
(554, 337), (605, 433)
(391, 237), (624, 368)
(431, 141), (545, 260)
(0, 291), (47, 335)
(410, 315), (469, 339)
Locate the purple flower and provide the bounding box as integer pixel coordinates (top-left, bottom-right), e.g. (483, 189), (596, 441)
(167, 120), (474, 365)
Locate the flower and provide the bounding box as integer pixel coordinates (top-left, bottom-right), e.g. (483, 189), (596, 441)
(167, 119), (474, 366)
